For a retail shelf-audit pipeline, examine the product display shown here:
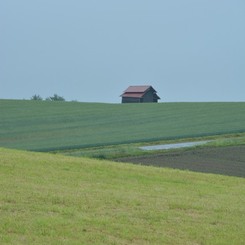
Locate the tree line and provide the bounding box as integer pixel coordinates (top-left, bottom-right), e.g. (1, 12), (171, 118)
(31, 94), (65, 101)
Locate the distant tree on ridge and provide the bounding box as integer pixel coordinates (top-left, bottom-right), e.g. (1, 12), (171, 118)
(31, 94), (43, 100)
(46, 94), (65, 101)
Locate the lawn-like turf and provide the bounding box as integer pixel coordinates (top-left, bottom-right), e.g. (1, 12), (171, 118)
(0, 99), (245, 151)
(0, 148), (245, 244)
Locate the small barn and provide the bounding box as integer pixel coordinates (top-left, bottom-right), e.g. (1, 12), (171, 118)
(121, 85), (160, 103)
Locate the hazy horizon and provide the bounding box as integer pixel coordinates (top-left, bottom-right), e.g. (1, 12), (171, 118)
(1, 1), (244, 103)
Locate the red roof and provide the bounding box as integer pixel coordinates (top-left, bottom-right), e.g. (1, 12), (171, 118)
(123, 85), (152, 93)
(122, 92), (145, 98)
(121, 85), (160, 99)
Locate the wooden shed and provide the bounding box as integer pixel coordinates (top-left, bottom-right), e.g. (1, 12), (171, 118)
(121, 85), (160, 103)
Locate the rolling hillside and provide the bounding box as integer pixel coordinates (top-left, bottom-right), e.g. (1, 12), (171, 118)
(0, 99), (245, 151)
(1, 148), (245, 244)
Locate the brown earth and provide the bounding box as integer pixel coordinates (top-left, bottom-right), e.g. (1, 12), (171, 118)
(116, 145), (245, 178)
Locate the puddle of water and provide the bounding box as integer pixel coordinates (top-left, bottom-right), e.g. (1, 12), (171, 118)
(139, 141), (210, 151)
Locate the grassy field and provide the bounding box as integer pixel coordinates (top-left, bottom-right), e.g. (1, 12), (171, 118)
(61, 132), (245, 159)
(0, 99), (245, 151)
(1, 147), (245, 245)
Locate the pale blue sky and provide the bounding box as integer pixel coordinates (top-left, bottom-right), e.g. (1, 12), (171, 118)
(1, 0), (244, 102)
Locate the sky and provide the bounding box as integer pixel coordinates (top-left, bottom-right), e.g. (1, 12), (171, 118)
(1, 0), (245, 103)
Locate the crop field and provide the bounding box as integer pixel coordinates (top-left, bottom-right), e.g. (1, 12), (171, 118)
(1, 148), (245, 245)
(0, 99), (245, 151)
(1, 100), (245, 244)
(117, 145), (245, 178)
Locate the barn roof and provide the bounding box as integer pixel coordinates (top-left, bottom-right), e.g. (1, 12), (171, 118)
(121, 93), (145, 98)
(121, 85), (160, 99)
(123, 85), (153, 93)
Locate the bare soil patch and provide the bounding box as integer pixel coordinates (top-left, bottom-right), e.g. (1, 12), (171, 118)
(116, 146), (245, 178)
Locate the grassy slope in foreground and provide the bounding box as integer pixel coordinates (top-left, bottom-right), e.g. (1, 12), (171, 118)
(0, 100), (245, 151)
(0, 148), (245, 245)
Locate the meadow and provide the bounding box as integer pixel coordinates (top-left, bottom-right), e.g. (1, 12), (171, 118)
(1, 100), (245, 244)
(0, 99), (245, 151)
(1, 148), (245, 245)
(61, 132), (245, 159)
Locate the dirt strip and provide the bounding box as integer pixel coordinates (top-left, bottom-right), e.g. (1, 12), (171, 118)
(116, 145), (245, 178)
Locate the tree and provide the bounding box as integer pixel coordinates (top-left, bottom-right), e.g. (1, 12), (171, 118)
(46, 94), (65, 101)
(31, 94), (43, 100)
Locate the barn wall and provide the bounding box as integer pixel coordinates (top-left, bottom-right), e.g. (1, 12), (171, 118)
(153, 94), (159, 102)
(122, 97), (141, 103)
(142, 90), (154, 102)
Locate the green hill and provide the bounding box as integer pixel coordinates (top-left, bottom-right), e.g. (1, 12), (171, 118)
(1, 148), (244, 244)
(0, 99), (245, 151)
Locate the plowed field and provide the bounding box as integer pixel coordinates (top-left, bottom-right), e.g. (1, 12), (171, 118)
(117, 146), (245, 178)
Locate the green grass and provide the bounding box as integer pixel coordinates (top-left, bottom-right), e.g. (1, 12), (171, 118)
(61, 132), (245, 159)
(0, 148), (245, 244)
(206, 133), (245, 147)
(0, 99), (245, 151)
